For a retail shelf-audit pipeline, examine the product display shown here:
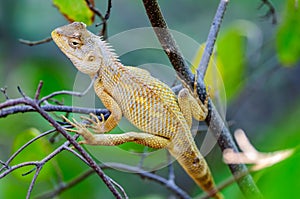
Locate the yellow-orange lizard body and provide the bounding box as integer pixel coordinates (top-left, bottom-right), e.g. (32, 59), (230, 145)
(51, 22), (222, 198)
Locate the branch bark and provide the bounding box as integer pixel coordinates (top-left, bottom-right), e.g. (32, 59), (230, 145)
(0, 104), (109, 118)
(142, 0), (262, 198)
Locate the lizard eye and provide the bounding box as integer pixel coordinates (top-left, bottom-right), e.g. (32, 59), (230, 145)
(68, 38), (82, 49)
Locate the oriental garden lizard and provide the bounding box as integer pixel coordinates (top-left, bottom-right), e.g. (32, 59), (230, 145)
(51, 22), (223, 199)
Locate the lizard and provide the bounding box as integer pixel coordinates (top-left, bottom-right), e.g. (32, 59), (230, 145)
(51, 22), (223, 199)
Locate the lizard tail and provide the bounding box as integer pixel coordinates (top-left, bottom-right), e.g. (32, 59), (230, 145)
(169, 136), (223, 199)
(176, 153), (223, 199)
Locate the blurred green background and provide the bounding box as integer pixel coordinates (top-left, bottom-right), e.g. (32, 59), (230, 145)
(1, 0), (300, 198)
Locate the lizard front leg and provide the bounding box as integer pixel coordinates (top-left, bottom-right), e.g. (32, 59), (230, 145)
(63, 116), (170, 148)
(178, 88), (209, 129)
(91, 84), (123, 134)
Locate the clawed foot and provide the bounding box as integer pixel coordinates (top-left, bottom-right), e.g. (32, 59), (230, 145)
(62, 113), (106, 135)
(79, 113), (106, 134)
(193, 70), (210, 108)
(61, 115), (93, 144)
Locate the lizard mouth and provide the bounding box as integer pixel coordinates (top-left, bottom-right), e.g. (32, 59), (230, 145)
(51, 29), (66, 52)
(51, 29), (83, 61)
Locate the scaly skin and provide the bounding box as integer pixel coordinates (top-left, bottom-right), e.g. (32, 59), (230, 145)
(51, 22), (223, 198)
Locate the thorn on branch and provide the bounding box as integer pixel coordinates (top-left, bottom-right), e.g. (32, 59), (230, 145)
(22, 167), (37, 176)
(19, 37), (52, 46)
(49, 132), (60, 144)
(35, 81), (44, 100)
(0, 86), (9, 100)
(17, 86), (26, 98)
(48, 98), (64, 106)
(0, 160), (10, 170)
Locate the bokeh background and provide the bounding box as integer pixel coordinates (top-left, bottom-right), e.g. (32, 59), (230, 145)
(1, 0), (300, 198)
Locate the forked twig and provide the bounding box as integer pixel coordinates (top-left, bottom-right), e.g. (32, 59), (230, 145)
(0, 83), (123, 199)
(39, 74), (97, 104)
(85, 0), (112, 38)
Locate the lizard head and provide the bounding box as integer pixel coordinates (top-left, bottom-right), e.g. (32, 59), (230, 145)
(51, 22), (106, 76)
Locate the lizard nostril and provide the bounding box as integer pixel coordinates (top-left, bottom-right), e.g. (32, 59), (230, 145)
(54, 28), (63, 36)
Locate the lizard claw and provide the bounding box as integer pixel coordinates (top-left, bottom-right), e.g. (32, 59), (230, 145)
(62, 115), (80, 128)
(204, 86), (211, 106)
(81, 113), (106, 133)
(61, 115), (89, 135)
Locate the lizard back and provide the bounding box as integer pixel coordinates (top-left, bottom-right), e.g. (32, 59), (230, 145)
(97, 63), (189, 140)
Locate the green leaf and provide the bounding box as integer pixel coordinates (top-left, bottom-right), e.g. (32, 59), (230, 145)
(53, 0), (95, 25)
(11, 128), (57, 182)
(255, 103), (300, 198)
(216, 22), (248, 101)
(191, 43), (225, 101)
(276, 0), (300, 66)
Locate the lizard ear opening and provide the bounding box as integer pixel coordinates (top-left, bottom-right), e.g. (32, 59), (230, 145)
(83, 51), (103, 74)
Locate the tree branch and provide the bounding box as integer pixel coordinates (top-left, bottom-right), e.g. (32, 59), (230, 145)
(197, 0), (228, 79)
(37, 162), (191, 199)
(19, 37), (52, 46)
(0, 104), (109, 118)
(142, 0), (262, 198)
(142, 0), (195, 89)
(85, 0), (112, 38)
(0, 83), (123, 199)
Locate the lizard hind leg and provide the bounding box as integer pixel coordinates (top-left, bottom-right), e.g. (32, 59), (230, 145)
(178, 88), (209, 127)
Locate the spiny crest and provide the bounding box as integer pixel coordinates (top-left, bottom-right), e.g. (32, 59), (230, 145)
(97, 36), (120, 63)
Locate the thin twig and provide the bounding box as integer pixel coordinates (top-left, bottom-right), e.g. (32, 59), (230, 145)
(197, 0), (229, 79)
(198, 170), (250, 199)
(63, 146), (89, 165)
(17, 86), (27, 98)
(39, 74), (97, 104)
(0, 129), (56, 173)
(106, 176), (129, 199)
(0, 104), (109, 118)
(85, 0), (111, 38)
(36, 161), (191, 199)
(29, 100), (123, 198)
(19, 37), (52, 46)
(259, 0), (277, 24)
(85, 0), (105, 20)
(105, 162), (191, 199)
(35, 169), (95, 199)
(0, 84), (123, 198)
(0, 161), (38, 179)
(0, 86), (9, 100)
(34, 81), (44, 100)
(26, 166), (42, 199)
(105, 0), (112, 20)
